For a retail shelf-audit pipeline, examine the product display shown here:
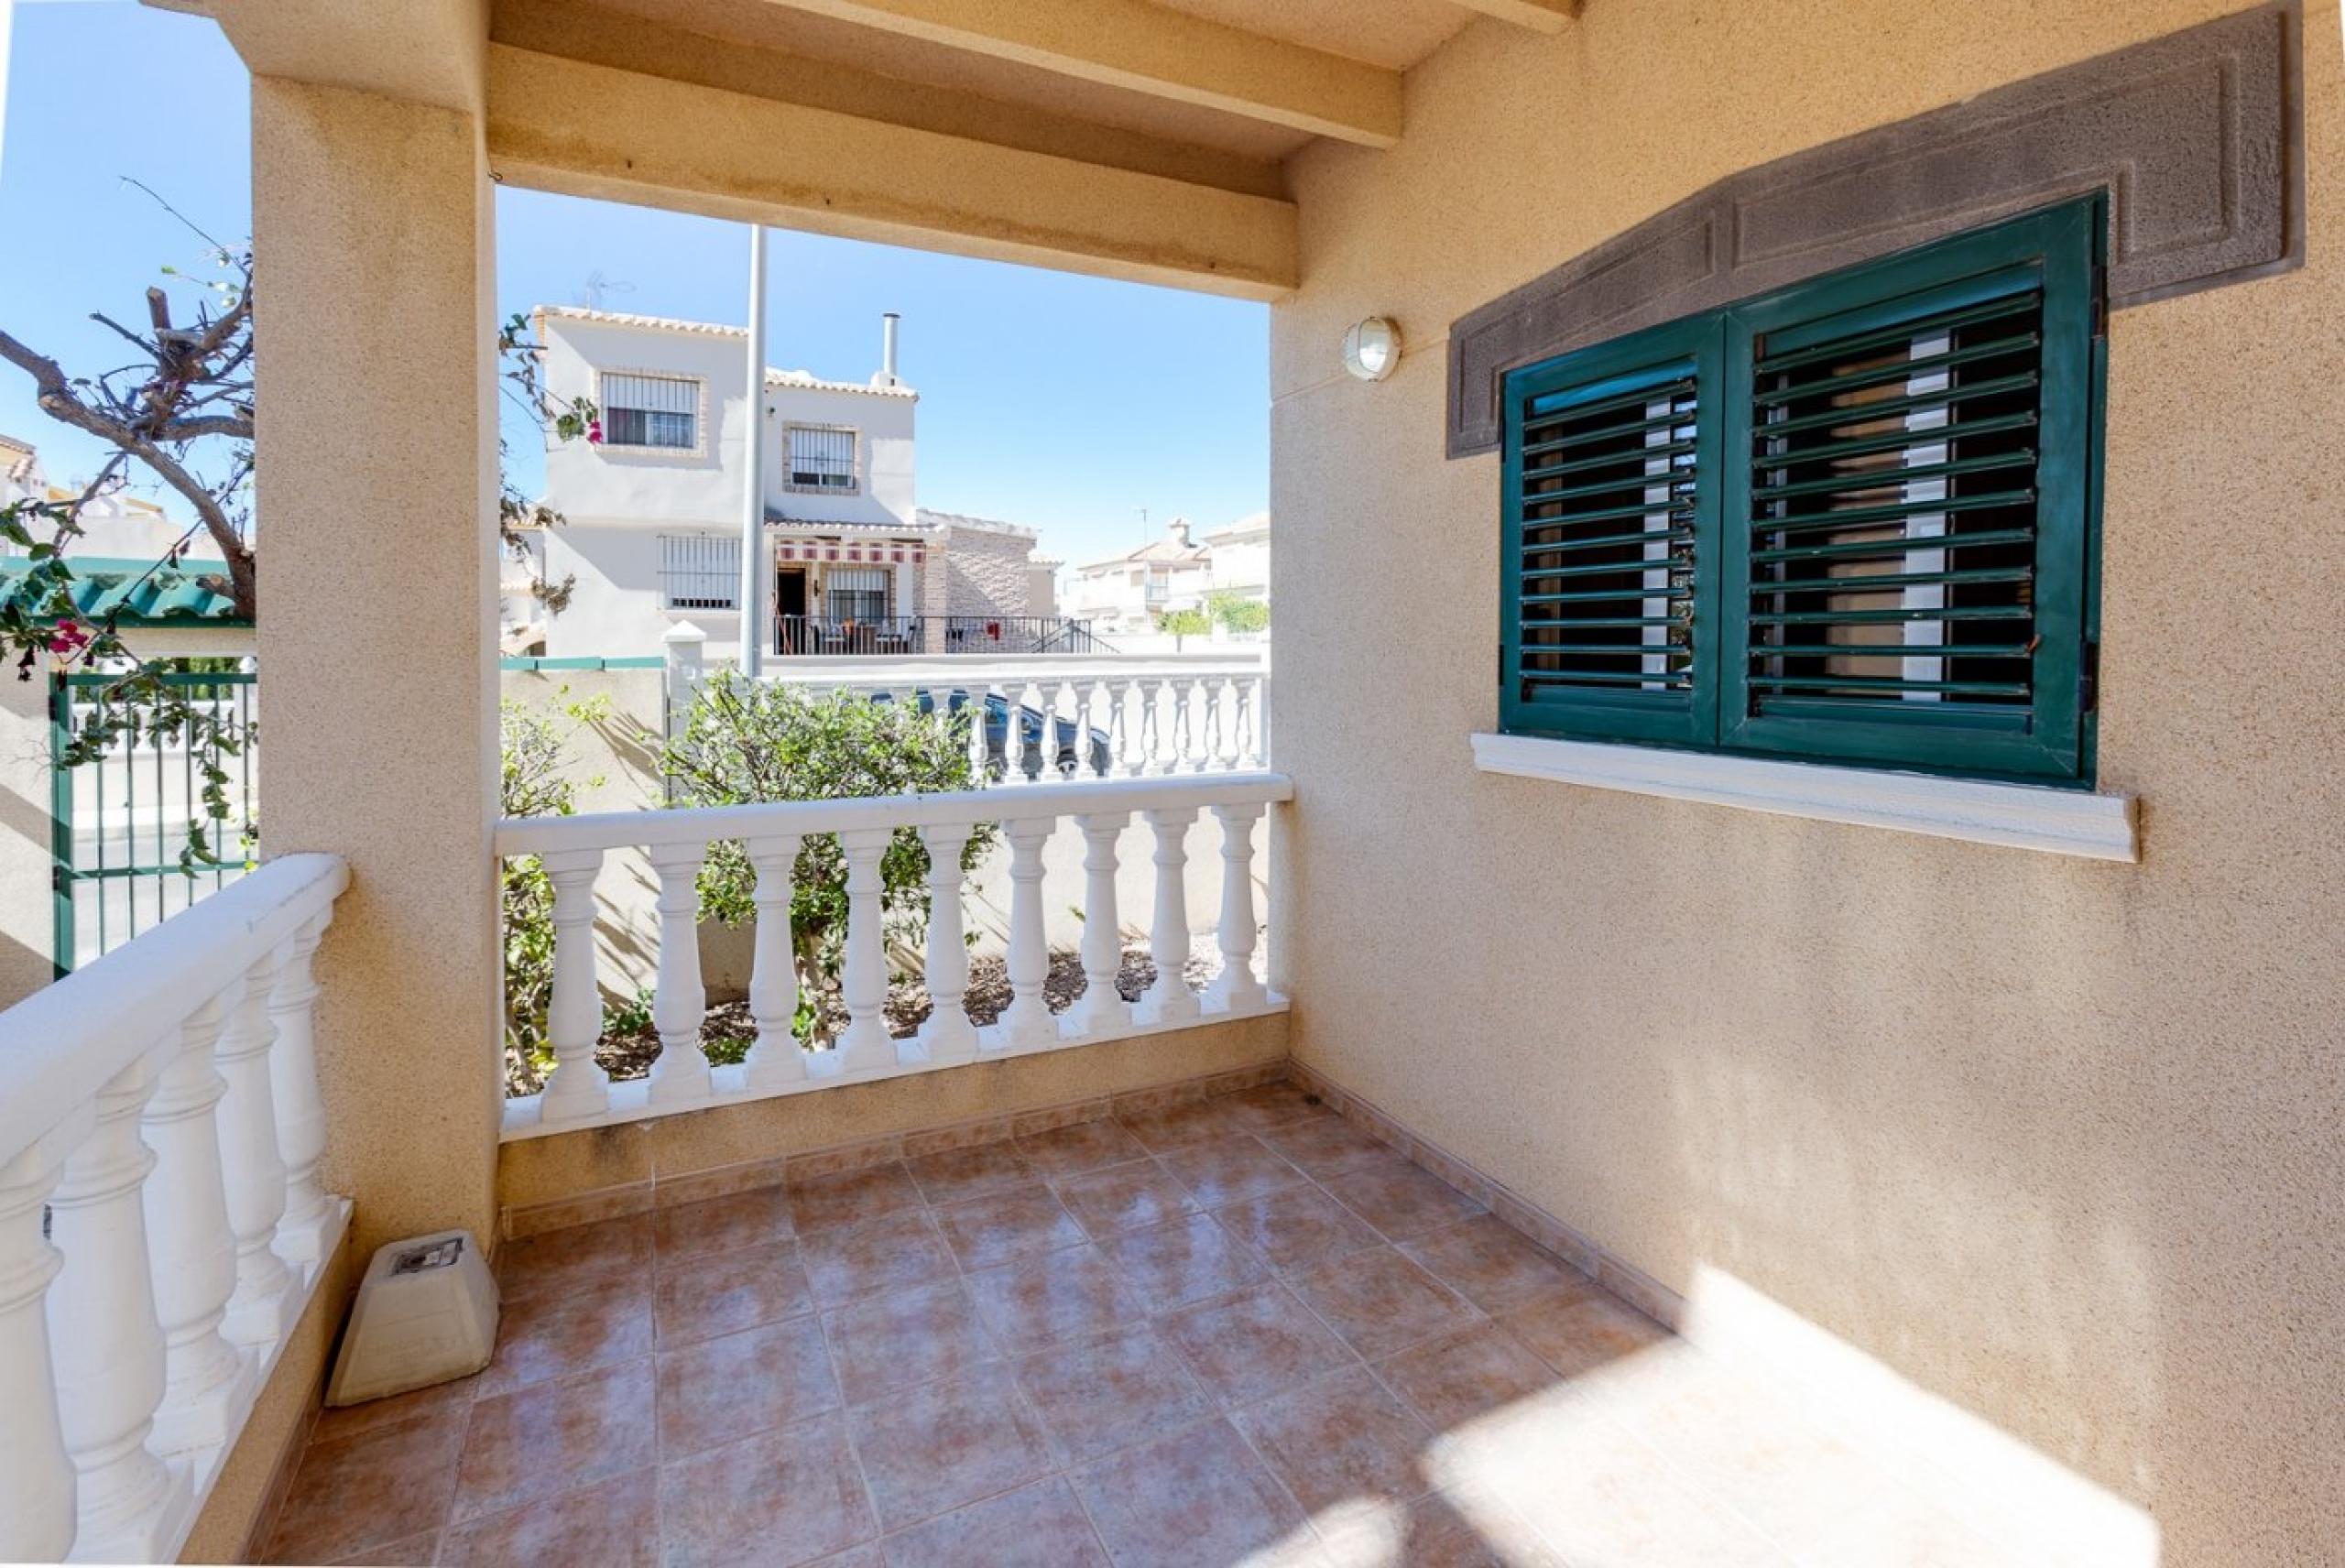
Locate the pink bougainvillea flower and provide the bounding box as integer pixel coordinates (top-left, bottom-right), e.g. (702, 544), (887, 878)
(586, 419), (605, 445)
(48, 618), (90, 656)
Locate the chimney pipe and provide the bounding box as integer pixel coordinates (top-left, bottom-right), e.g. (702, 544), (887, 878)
(880, 312), (900, 385)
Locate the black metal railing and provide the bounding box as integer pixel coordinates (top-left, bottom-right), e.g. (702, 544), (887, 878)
(775, 615), (1112, 656)
(775, 615), (922, 656)
(932, 615), (1111, 654)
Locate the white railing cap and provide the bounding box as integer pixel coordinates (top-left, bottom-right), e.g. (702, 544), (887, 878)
(0, 853), (348, 1164)
(748, 650), (1266, 682)
(496, 769), (1293, 857)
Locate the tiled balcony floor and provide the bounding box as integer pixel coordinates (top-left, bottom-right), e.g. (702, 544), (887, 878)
(263, 1082), (2016, 1567)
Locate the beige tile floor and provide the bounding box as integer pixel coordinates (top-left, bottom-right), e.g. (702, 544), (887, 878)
(260, 1082), (2016, 1567)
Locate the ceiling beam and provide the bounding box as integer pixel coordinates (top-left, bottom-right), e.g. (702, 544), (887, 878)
(1445, 0), (1579, 33)
(486, 44), (1298, 301)
(189, 0), (489, 115)
(493, 0), (1284, 201)
(756, 0), (1402, 148)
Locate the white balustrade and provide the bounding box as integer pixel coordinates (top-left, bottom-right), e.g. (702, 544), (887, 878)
(496, 773), (1291, 1140)
(666, 647), (1271, 782)
(0, 853), (351, 1564)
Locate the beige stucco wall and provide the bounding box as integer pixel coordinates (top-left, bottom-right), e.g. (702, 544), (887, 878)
(253, 74), (504, 1261)
(1271, 4), (2345, 1564)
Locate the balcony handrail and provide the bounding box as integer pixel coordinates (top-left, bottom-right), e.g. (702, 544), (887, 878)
(496, 768), (1292, 856)
(497, 770), (1292, 1141)
(0, 851), (352, 1563)
(755, 649), (1265, 681)
(0, 854), (344, 1163)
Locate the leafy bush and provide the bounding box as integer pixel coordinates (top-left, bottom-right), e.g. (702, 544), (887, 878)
(1157, 607), (1210, 646)
(1206, 590), (1269, 636)
(660, 671), (994, 1005)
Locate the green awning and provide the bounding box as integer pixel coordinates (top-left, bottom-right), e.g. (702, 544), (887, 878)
(0, 555), (248, 628)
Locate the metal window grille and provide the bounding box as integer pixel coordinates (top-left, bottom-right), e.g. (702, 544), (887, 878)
(661, 534), (739, 610)
(603, 373), (697, 449)
(788, 426), (857, 490)
(824, 565), (889, 622)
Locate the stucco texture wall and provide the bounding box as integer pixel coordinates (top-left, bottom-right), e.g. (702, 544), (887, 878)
(1271, 4), (2344, 1563)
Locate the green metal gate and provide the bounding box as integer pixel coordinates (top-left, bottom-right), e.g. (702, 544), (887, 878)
(49, 668), (257, 975)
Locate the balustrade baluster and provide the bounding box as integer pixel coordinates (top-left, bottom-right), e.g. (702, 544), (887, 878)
(1214, 677), (1242, 771)
(215, 948), (293, 1346)
(744, 835), (807, 1091)
(538, 849), (611, 1123)
(1106, 679), (1135, 779)
(916, 822), (979, 1063)
(1015, 680), (1046, 781)
(1235, 676), (1261, 768)
(647, 842), (714, 1105)
(1136, 808), (1201, 1025)
(1069, 680), (1099, 778)
(47, 1052), (182, 1561)
(836, 828), (897, 1072)
(1134, 679), (1162, 777)
(996, 818), (1058, 1050)
(1066, 812), (1133, 1036)
(965, 684), (991, 784)
(1197, 679), (1225, 773)
(1168, 678), (1195, 773)
(1204, 802), (1270, 1010)
(0, 1130), (78, 1563)
(141, 986), (252, 1455)
(267, 911), (337, 1258)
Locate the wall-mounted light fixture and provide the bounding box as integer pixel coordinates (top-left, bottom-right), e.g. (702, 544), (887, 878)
(1341, 316), (1402, 382)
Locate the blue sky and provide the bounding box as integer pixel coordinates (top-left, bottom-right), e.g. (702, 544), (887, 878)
(0, 2), (1269, 572)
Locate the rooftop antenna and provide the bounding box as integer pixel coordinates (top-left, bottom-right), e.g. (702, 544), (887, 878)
(578, 270), (636, 309)
(1135, 506), (1150, 547)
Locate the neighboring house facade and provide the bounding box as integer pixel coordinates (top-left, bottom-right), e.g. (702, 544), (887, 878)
(1063, 516), (1213, 633)
(527, 306), (1056, 659)
(1064, 511), (1269, 634)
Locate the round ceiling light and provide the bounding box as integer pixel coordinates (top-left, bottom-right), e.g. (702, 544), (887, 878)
(1341, 316), (1402, 382)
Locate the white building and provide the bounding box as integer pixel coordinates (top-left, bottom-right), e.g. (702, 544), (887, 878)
(525, 306), (1063, 659)
(0, 435), (228, 565)
(1063, 511), (1269, 637)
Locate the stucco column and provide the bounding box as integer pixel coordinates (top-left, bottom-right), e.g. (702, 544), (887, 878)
(251, 79), (501, 1256)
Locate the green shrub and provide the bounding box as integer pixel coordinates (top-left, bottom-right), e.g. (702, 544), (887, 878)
(660, 671), (994, 1007)
(1206, 591), (1269, 636)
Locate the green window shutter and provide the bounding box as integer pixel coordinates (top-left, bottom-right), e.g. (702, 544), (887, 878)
(1500, 316), (1724, 746)
(1718, 199), (2100, 780)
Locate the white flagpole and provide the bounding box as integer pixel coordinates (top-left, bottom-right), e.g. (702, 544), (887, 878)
(738, 223), (769, 676)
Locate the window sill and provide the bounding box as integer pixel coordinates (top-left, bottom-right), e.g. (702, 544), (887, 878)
(1469, 732), (2138, 862)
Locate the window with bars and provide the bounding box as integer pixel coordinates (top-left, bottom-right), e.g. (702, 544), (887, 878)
(787, 425), (859, 492)
(823, 566), (889, 623)
(660, 535), (738, 611)
(601, 373), (698, 450)
(1501, 198), (2101, 783)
